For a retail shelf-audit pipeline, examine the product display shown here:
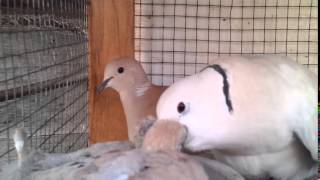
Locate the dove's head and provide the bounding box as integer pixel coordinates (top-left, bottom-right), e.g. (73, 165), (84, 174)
(97, 58), (149, 94)
(142, 120), (188, 152)
(156, 69), (232, 152)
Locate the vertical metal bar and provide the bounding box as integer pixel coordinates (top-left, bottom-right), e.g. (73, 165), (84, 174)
(275, 0), (278, 54)
(162, 1), (165, 84)
(183, 1), (186, 77)
(241, 0), (244, 54)
(307, 0), (313, 68)
(229, 0), (233, 55)
(285, 0), (290, 57)
(150, 0), (154, 82)
(22, 0), (33, 150)
(194, 0), (198, 73)
(252, 0), (255, 54)
(36, 0), (43, 148)
(207, 0), (210, 64)
(45, 0), (51, 151)
(71, 0), (78, 151)
(218, 0), (221, 56)
(296, 0), (302, 61)
(8, 0), (18, 162)
(0, 0), (2, 26)
(1, 0), (11, 161)
(263, 0), (266, 54)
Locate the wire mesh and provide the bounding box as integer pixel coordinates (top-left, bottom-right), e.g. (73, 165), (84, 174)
(0, 0), (89, 166)
(134, 0), (318, 86)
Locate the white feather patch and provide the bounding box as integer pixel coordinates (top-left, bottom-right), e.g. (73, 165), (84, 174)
(135, 82), (150, 97)
(115, 174), (129, 180)
(14, 140), (24, 153)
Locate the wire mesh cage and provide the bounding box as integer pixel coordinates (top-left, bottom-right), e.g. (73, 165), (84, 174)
(0, 0), (318, 171)
(133, 1), (318, 172)
(0, 0), (89, 166)
(134, 0), (318, 86)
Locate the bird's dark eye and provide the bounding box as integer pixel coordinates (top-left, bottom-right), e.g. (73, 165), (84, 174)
(118, 67), (124, 73)
(177, 102), (186, 113)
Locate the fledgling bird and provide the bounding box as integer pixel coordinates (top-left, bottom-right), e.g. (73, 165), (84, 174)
(156, 55), (318, 180)
(142, 119), (188, 151)
(72, 120), (243, 180)
(96, 58), (167, 145)
(140, 118), (245, 180)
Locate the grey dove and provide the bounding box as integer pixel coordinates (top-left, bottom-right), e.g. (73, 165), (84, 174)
(97, 58), (167, 145)
(0, 126), (245, 180)
(155, 55), (317, 180)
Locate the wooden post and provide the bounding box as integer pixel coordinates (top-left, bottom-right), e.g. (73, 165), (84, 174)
(88, 0), (134, 144)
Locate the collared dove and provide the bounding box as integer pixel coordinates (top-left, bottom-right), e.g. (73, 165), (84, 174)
(97, 58), (167, 145)
(0, 125), (245, 180)
(155, 55), (317, 180)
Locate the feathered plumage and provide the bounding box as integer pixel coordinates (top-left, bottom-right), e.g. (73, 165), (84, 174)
(156, 55), (317, 180)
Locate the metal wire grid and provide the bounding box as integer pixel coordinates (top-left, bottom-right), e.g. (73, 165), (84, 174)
(0, 0), (89, 166)
(134, 0), (318, 86)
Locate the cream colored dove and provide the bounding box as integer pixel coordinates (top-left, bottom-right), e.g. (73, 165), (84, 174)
(156, 55), (317, 180)
(96, 58), (167, 145)
(0, 127), (245, 180)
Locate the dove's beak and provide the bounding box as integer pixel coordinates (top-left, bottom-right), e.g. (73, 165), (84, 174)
(96, 76), (113, 93)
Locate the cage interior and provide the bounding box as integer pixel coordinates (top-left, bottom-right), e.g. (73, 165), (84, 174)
(0, 0), (318, 167)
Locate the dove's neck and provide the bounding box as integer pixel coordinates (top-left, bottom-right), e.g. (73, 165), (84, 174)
(119, 74), (151, 97)
(134, 81), (151, 97)
(119, 78), (152, 140)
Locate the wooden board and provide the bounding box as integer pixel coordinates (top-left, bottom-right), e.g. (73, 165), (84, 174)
(88, 0), (134, 144)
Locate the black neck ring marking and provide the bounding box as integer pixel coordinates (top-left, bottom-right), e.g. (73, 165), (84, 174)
(203, 64), (233, 113)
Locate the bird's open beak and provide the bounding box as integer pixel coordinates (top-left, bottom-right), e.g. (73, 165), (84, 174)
(96, 76), (113, 93)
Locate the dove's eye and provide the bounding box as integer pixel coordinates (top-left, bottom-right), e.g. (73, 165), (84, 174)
(118, 67), (124, 73)
(177, 102), (186, 113)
